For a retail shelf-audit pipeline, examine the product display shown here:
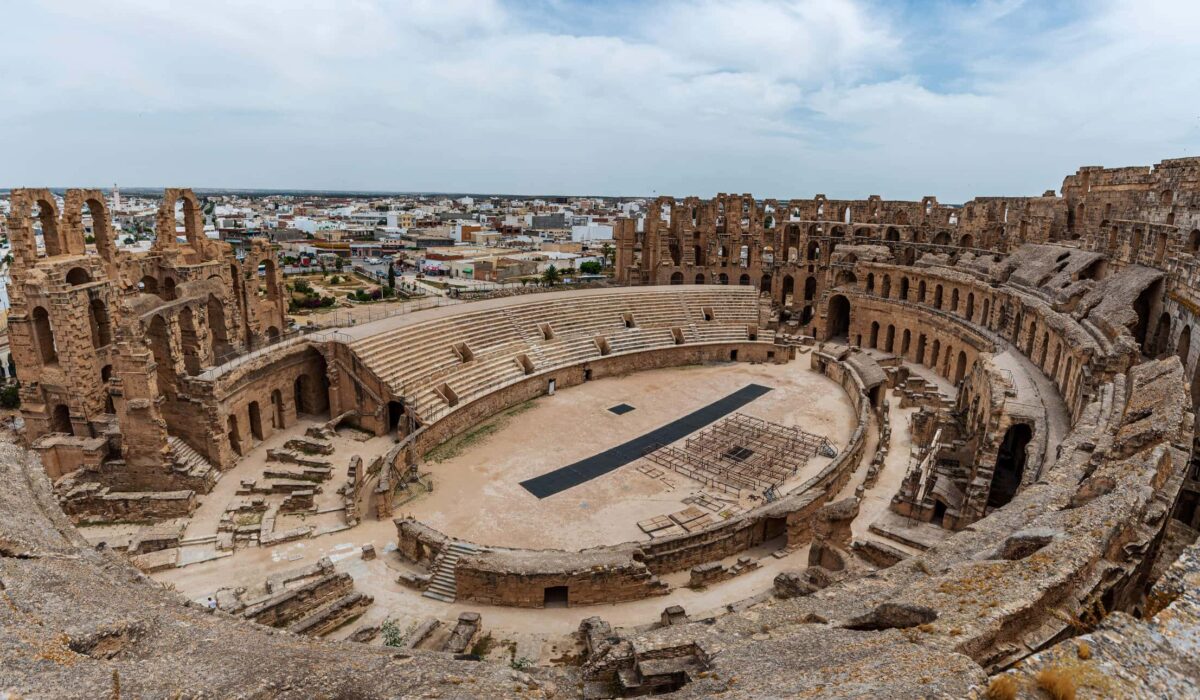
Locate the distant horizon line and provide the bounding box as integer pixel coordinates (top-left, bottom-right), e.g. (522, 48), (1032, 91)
(0, 185), (972, 207)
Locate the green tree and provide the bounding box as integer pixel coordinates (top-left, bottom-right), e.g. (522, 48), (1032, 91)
(387, 262), (396, 290)
(0, 384), (19, 409)
(579, 261), (602, 274)
(334, 257), (345, 272)
(541, 265), (561, 287)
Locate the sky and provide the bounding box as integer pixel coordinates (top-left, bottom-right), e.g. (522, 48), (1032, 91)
(2, 0), (1199, 202)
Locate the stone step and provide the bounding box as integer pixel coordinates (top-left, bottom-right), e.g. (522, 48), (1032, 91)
(421, 589), (455, 603)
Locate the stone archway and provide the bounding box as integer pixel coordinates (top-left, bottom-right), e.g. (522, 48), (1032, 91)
(826, 295), (850, 340)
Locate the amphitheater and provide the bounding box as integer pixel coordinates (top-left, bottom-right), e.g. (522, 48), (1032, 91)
(4, 160), (1200, 699)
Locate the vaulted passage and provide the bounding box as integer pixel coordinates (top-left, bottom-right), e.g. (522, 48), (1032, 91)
(987, 423), (1033, 509)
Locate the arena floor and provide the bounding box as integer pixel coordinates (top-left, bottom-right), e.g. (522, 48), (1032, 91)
(405, 359), (856, 549)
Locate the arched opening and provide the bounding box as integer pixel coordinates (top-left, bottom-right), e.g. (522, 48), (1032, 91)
(738, 273), (750, 286)
(66, 267), (91, 285)
(953, 351), (967, 384)
(248, 401), (264, 441)
(266, 326), (280, 342)
(1189, 230), (1200, 254)
(148, 315), (176, 398)
(272, 389), (286, 429)
(1150, 312), (1172, 358)
(933, 285), (943, 309)
(718, 273), (729, 285)
(101, 365), (115, 413)
(901, 329), (911, 356)
(881, 275), (891, 298)
(781, 275), (795, 306)
(917, 280), (927, 303)
(806, 240), (820, 262)
(85, 196), (115, 262)
(263, 260), (280, 300)
(885, 227), (899, 241)
(163, 277), (177, 301)
(899, 277), (909, 300)
(139, 275), (159, 295)
(959, 233), (974, 248)
(803, 276), (817, 301)
(178, 307), (201, 375)
(866, 273), (875, 294)
(694, 273), (706, 285)
(693, 245), (705, 266)
(885, 325), (896, 353)
(50, 404), (73, 435)
(670, 271), (683, 285)
(916, 334), (927, 363)
(387, 400), (404, 432)
(668, 239), (682, 266)
(88, 298), (112, 350)
(932, 231), (951, 245)
(759, 273), (772, 294)
(208, 294), (233, 362)
(965, 293), (975, 320)
(1178, 325), (1192, 368)
(930, 339), (941, 368)
(987, 424), (1033, 509)
(293, 357), (330, 417)
(869, 321), (880, 348)
(34, 198), (62, 257)
(827, 295), (850, 340)
(227, 414), (242, 456)
(32, 306), (58, 365)
(799, 305), (814, 326)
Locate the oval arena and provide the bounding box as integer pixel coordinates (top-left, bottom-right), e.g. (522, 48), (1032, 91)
(4, 160), (1200, 699)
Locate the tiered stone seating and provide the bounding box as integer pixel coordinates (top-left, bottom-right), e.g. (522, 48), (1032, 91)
(350, 287), (768, 421)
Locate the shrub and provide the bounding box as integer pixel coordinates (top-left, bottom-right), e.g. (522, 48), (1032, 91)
(0, 384), (19, 409)
(985, 675), (1017, 700)
(579, 261), (602, 274)
(1035, 668), (1076, 700)
(381, 619), (405, 647)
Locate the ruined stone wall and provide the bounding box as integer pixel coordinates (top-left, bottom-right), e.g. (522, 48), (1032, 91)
(5, 188), (289, 489)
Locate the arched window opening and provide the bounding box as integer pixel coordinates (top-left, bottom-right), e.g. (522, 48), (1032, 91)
(208, 294), (233, 362)
(66, 267), (91, 286)
(670, 271), (683, 285)
(88, 298), (112, 349)
(32, 307), (57, 364)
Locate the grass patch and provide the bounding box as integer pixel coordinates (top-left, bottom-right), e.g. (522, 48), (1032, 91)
(425, 401), (535, 462)
(234, 512), (264, 526)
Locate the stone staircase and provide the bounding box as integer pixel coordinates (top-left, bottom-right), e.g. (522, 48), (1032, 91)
(422, 541), (482, 603)
(168, 436), (216, 485)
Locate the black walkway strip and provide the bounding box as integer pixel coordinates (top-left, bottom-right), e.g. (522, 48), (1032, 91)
(520, 383), (773, 499)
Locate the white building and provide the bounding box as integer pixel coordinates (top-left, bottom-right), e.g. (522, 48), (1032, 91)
(571, 224), (614, 242)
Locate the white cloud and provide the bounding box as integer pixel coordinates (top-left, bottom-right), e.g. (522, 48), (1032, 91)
(0, 0), (1197, 200)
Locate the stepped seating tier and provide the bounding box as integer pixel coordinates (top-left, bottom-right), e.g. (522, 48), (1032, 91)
(349, 287), (769, 422)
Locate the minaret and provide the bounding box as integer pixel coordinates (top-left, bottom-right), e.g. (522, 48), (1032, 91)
(112, 183), (121, 211)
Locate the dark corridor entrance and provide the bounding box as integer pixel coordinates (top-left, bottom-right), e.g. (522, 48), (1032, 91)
(987, 423), (1033, 508)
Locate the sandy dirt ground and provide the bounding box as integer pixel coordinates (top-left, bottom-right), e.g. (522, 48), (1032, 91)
(140, 357), (867, 655)
(402, 359), (855, 550)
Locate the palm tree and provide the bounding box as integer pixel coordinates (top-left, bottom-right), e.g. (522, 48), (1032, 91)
(601, 242), (614, 269)
(541, 265), (561, 287)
